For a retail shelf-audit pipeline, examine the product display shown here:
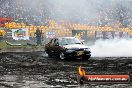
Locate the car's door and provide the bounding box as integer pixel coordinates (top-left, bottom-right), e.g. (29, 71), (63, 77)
(48, 38), (55, 53)
(53, 38), (61, 54)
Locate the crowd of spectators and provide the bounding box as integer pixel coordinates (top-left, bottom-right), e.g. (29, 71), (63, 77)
(0, 0), (132, 28)
(0, 0), (49, 26)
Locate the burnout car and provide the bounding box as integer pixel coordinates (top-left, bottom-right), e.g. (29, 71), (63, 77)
(45, 37), (91, 60)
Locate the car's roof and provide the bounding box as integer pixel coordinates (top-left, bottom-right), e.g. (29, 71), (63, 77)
(57, 37), (76, 39)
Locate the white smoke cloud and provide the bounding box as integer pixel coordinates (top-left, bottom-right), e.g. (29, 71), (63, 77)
(90, 39), (132, 57)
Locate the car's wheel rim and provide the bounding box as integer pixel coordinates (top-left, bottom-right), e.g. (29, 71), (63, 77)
(60, 53), (65, 60)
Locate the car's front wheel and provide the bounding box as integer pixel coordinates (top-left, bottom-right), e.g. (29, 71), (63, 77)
(83, 55), (91, 60)
(59, 52), (65, 60)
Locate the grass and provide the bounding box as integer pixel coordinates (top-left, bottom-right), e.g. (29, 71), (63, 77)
(0, 40), (7, 49)
(0, 40), (44, 51)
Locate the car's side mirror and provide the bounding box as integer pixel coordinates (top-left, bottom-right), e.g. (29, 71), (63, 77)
(55, 42), (59, 46)
(80, 40), (85, 44)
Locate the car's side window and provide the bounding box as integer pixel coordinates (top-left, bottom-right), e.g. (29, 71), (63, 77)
(55, 39), (59, 45)
(49, 39), (55, 45)
(49, 39), (53, 44)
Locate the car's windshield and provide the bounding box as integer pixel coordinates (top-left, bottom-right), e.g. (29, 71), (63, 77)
(59, 38), (82, 45)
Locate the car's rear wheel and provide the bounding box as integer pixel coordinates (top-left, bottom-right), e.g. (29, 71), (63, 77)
(48, 53), (52, 58)
(59, 52), (65, 60)
(46, 49), (52, 58)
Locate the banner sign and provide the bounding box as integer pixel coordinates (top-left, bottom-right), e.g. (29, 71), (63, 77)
(95, 31), (104, 39)
(0, 18), (12, 27)
(114, 31), (121, 39)
(95, 31), (130, 39)
(121, 32), (129, 38)
(46, 30), (55, 38)
(12, 28), (29, 40)
(72, 30), (88, 40)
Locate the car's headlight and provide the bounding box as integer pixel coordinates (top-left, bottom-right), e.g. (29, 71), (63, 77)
(84, 48), (90, 51)
(66, 49), (74, 52)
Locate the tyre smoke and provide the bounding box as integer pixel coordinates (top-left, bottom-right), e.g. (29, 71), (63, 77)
(90, 39), (132, 57)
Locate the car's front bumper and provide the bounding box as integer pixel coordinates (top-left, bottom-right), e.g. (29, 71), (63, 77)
(64, 50), (91, 58)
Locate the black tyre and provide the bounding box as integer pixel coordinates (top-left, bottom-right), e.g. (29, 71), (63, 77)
(83, 55), (91, 60)
(47, 53), (52, 58)
(59, 52), (65, 60)
(46, 49), (52, 58)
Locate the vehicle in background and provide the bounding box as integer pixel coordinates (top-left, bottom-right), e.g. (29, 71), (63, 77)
(45, 37), (91, 60)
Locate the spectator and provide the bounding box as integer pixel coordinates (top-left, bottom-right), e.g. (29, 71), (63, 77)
(35, 28), (42, 45)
